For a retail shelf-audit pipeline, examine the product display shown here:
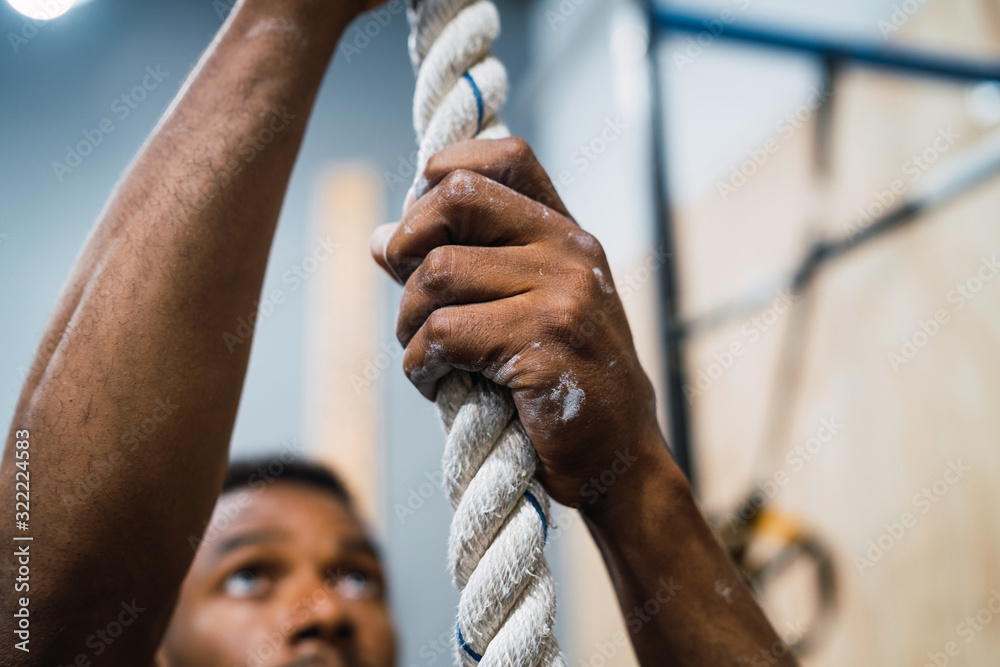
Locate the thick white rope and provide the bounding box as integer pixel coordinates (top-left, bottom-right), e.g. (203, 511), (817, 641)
(405, 2), (565, 665)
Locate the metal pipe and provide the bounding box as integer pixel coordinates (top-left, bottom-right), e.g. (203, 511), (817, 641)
(656, 9), (1000, 83)
(645, 0), (696, 489)
(681, 126), (1000, 336)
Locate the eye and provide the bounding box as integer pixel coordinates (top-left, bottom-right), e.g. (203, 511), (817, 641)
(330, 569), (381, 600)
(222, 566), (271, 599)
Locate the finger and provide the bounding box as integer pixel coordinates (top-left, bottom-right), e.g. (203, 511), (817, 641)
(403, 297), (528, 400)
(370, 222), (400, 282)
(385, 169), (575, 282)
(396, 245), (539, 347)
(417, 137), (572, 218)
(402, 184), (418, 216)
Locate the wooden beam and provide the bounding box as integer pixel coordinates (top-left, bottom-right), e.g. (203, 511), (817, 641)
(307, 165), (384, 527)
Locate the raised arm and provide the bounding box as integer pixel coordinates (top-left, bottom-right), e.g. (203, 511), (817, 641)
(0, 1), (372, 664)
(371, 137), (797, 666)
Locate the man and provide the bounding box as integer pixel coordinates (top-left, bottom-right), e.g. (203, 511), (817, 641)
(158, 459), (398, 666)
(0, 0), (797, 665)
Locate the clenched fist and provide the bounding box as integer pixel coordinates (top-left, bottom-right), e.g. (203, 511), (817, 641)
(371, 137), (666, 512)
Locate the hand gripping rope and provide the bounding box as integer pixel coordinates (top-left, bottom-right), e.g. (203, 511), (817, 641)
(405, 1), (566, 665)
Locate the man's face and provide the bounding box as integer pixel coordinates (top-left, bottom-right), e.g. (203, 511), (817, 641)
(157, 482), (397, 667)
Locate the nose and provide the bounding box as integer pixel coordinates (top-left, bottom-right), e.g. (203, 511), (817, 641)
(286, 574), (357, 649)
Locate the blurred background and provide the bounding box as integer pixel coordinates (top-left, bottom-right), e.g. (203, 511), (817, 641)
(3, 0), (1000, 664)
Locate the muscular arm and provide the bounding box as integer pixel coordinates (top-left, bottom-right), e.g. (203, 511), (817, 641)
(584, 434), (796, 665)
(0, 1), (361, 663)
(372, 138), (797, 666)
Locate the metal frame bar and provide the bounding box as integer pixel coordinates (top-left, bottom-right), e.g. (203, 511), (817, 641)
(656, 9), (1000, 83)
(644, 0), (696, 489)
(645, 3), (1000, 492)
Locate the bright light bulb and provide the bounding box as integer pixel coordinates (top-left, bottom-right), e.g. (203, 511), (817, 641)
(6, 0), (76, 20)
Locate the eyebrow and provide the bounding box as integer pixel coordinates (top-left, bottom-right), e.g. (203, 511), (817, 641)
(213, 531), (381, 561)
(340, 536), (380, 559)
(215, 529), (288, 557)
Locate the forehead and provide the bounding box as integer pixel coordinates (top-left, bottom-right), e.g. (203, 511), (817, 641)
(204, 482), (370, 554)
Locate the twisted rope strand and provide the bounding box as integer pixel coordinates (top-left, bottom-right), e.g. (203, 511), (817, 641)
(405, 3), (566, 663)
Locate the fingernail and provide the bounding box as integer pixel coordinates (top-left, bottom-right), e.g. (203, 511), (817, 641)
(402, 187), (416, 216)
(414, 174), (430, 199)
(403, 175), (430, 216)
(370, 223), (401, 281)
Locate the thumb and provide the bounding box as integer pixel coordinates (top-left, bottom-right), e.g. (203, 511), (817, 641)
(369, 222), (401, 283)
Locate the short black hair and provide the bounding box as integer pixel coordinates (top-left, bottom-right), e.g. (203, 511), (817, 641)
(222, 457), (354, 508)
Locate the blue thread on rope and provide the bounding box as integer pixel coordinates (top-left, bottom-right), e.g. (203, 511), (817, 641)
(457, 623), (484, 662)
(463, 71), (485, 132)
(524, 490), (548, 542)
(453, 494), (547, 662)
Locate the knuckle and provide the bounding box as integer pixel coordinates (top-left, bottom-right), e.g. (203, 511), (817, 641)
(496, 137), (536, 186)
(425, 308), (455, 343)
(437, 169), (479, 206)
(421, 246), (454, 294)
(568, 230), (605, 262)
(501, 136), (534, 165)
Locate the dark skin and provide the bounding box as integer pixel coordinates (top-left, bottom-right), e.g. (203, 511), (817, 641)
(158, 484), (396, 667)
(0, 0), (796, 665)
(371, 140), (797, 664)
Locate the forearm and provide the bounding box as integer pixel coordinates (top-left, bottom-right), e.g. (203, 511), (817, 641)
(584, 428), (796, 666)
(1, 0), (352, 662)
